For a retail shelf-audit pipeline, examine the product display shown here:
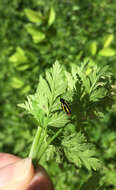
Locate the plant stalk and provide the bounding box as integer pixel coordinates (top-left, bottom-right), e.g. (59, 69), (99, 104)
(29, 126), (42, 159)
(39, 128), (63, 161)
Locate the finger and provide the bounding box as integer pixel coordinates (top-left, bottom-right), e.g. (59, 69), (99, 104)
(0, 153), (21, 168)
(0, 154), (34, 190)
(26, 165), (54, 190)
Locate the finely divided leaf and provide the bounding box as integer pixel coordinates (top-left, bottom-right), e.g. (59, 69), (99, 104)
(62, 132), (101, 171)
(48, 112), (69, 128)
(18, 61), (69, 128)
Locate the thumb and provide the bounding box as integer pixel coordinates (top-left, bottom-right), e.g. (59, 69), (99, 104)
(0, 155), (34, 190)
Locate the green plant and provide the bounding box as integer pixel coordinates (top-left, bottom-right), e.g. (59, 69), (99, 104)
(19, 61), (112, 174)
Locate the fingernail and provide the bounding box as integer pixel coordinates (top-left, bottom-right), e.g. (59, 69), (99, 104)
(0, 158), (33, 188)
(26, 166), (54, 190)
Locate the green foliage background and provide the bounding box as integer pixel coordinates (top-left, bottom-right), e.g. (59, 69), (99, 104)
(0, 0), (116, 189)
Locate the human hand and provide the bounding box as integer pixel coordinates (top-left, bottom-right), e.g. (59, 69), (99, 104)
(0, 153), (54, 190)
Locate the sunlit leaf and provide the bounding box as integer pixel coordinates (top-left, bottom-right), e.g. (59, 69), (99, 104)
(11, 77), (24, 89)
(90, 41), (97, 56)
(48, 7), (55, 26)
(26, 25), (45, 43)
(99, 48), (115, 57)
(9, 47), (28, 64)
(103, 34), (114, 48)
(24, 9), (43, 24)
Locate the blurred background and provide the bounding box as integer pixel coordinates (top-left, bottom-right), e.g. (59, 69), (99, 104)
(0, 0), (116, 189)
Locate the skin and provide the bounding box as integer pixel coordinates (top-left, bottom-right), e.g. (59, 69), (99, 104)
(0, 153), (54, 190)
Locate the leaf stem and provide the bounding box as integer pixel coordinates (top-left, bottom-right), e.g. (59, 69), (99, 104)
(29, 126), (42, 159)
(39, 128), (63, 161)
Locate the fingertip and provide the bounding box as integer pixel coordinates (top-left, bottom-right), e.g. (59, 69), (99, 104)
(0, 153), (21, 169)
(0, 157), (34, 190)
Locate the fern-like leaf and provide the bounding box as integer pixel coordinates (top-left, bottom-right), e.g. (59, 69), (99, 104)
(62, 132), (101, 171)
(18, 61), (69, 128)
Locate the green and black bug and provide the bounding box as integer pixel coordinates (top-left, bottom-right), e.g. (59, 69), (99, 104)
(60, 98), (71, 116)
